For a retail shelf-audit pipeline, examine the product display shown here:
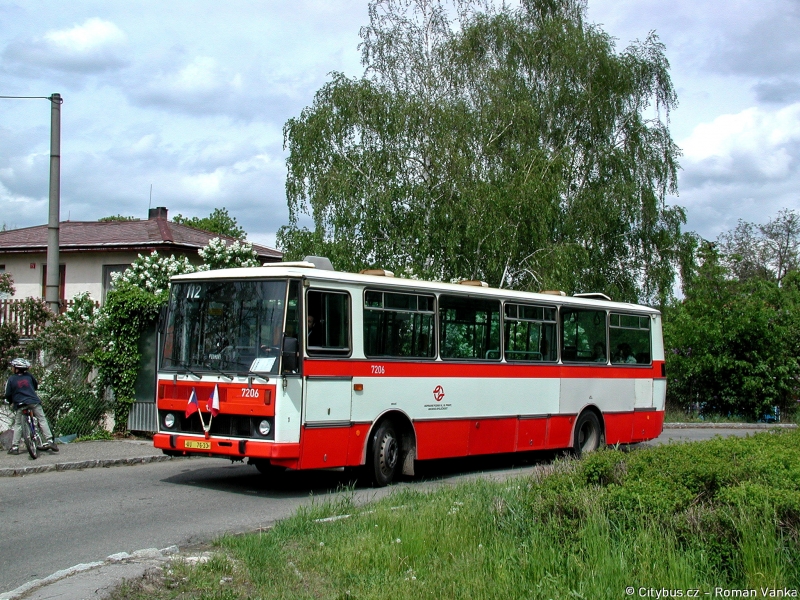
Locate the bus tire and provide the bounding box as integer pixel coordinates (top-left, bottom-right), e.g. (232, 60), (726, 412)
(573, 411), (602, 456)
(369, 421), (399, 486)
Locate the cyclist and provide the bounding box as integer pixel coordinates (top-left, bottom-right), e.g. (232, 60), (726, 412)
(4, 358), (58, 454)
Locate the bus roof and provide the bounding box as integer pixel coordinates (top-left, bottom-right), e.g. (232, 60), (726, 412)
(171, 264), (660, 314)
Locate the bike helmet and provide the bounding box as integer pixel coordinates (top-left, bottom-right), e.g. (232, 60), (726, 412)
(10, 358), (31, 370)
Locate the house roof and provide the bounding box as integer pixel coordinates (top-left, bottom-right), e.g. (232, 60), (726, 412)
(0, 218), (282, 261)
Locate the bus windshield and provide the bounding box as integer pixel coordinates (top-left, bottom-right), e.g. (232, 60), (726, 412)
(161, 279), (287, 375)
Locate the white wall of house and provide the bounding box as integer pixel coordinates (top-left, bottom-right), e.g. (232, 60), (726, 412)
(1, 254), (44, 300)
(0, 249), (201, 304)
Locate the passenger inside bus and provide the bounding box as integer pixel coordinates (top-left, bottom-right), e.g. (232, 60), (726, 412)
(592, 342), (606, 363)
(613, 343), (637, 364)
(306, 314), (316, 340)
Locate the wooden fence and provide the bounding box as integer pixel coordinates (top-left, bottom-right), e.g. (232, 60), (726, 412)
(0, 298), (100, 339)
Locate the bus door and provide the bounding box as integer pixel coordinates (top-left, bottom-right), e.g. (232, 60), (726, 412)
(274, 280), (303, 445)
(302, 289), (352, 425)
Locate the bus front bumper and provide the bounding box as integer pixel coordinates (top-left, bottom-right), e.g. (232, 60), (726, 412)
(153, 433), (300, 462)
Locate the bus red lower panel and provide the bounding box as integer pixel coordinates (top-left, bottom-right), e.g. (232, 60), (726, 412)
(299, 426), (350, 469)
(346, 424), (370, 466)
(468, 417), (517, 456)
(546, 415), (575, 448)
(517, 417), (548, 451)
(631, 409), (664, 442)
(415, 420), (471, 460)
(604, 412), (634, 444)
(155, 409), (664, 471)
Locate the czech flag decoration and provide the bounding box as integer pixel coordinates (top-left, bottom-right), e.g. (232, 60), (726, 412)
(207, 384), (220, 417)
(185, 388), (199, 418)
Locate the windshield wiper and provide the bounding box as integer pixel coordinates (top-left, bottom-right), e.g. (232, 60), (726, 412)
(203, 363), (234, 381)
(246, 371), (270, 382)
(228, 360), (270, 382)
(177, 362), (203, 379)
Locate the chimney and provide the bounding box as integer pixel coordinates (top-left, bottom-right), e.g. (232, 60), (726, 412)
(148, 207), (168, 220)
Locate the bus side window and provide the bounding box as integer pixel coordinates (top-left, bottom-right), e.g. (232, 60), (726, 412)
(504, 303), (557, 362)
(306, 290), (351, 356)
(363, 290), (435, 358)
(561, 308), (607, 363)
(439, 295), (501, 361)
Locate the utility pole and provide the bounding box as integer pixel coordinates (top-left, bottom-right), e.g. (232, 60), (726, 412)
(45, 93), (62, 316)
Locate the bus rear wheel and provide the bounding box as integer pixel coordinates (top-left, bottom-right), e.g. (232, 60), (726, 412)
(573, 411), (602, 456)
(369, 421), (399, 486)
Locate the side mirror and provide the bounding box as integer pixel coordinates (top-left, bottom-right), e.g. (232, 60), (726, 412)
(282, 337), (299, 372)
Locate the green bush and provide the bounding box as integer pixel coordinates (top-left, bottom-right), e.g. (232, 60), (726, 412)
(664, 243), (800, 421)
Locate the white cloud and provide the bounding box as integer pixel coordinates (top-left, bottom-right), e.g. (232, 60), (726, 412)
(126, 51), (326, 123)
(44, 18), (126, 53)
(3, 18), (129, 74)
(681, 104), (800, 182)
(675, 103), (800, 238)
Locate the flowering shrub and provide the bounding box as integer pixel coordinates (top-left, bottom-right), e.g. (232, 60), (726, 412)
(111, 251), (200, 296)
(93, 283), (163, 431)
(198, 237), (261, 270)
(31, 292), (104, 436)
(0, 272), (14, 296)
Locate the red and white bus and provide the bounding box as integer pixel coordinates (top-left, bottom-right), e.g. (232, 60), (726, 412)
(153, 258), (666, 485)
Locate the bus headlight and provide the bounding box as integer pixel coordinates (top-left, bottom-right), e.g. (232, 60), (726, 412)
(258, 419), (271, 436)
(164, 413), (176, 429)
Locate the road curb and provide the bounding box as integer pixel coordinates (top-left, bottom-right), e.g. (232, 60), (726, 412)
(0, 546), (181, 600)
(664, 422), (797, 429)
(0, 453), (187, 478)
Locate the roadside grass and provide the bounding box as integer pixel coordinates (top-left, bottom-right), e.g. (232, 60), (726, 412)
(664, 407), (750, 423)
(664, 405), (799, 424)
(112, 430), (800, 599)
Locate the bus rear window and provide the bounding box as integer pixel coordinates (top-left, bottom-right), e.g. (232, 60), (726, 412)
(609, 313), (651, 364)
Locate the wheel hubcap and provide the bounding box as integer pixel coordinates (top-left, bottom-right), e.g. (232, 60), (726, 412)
(381, 435), (398, 474)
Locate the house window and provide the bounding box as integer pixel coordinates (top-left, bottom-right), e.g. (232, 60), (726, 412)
(102, 264), (131, 302)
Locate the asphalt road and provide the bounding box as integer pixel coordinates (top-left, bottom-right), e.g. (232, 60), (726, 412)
(0, 426), (763, 592)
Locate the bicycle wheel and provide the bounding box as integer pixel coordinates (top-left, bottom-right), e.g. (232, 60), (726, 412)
(22, 416), (38, 459)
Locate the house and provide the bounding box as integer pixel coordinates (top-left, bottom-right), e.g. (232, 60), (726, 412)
(0, 207), (282, 304)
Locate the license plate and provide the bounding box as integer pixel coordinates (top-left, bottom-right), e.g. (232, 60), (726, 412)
(184, 440), (211, 450)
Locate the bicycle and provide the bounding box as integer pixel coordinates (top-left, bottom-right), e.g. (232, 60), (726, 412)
(20, 406), (45, 460)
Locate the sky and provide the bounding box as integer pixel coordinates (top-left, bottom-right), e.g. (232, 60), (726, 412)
(0, 0), (798, 250)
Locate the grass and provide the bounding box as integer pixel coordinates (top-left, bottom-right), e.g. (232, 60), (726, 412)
(664, 407), (751, 423)
(663, 406), (800, 424)
(112, 430), (800, 599)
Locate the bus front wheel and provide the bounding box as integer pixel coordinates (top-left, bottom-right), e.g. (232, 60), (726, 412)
(369, 421), (399, 486)
(573, 411), (602, 456)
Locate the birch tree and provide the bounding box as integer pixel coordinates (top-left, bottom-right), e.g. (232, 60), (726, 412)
(279, 0), (685, 304)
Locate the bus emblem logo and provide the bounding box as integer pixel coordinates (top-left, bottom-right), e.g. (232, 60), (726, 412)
(433, 385), (445, 402)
